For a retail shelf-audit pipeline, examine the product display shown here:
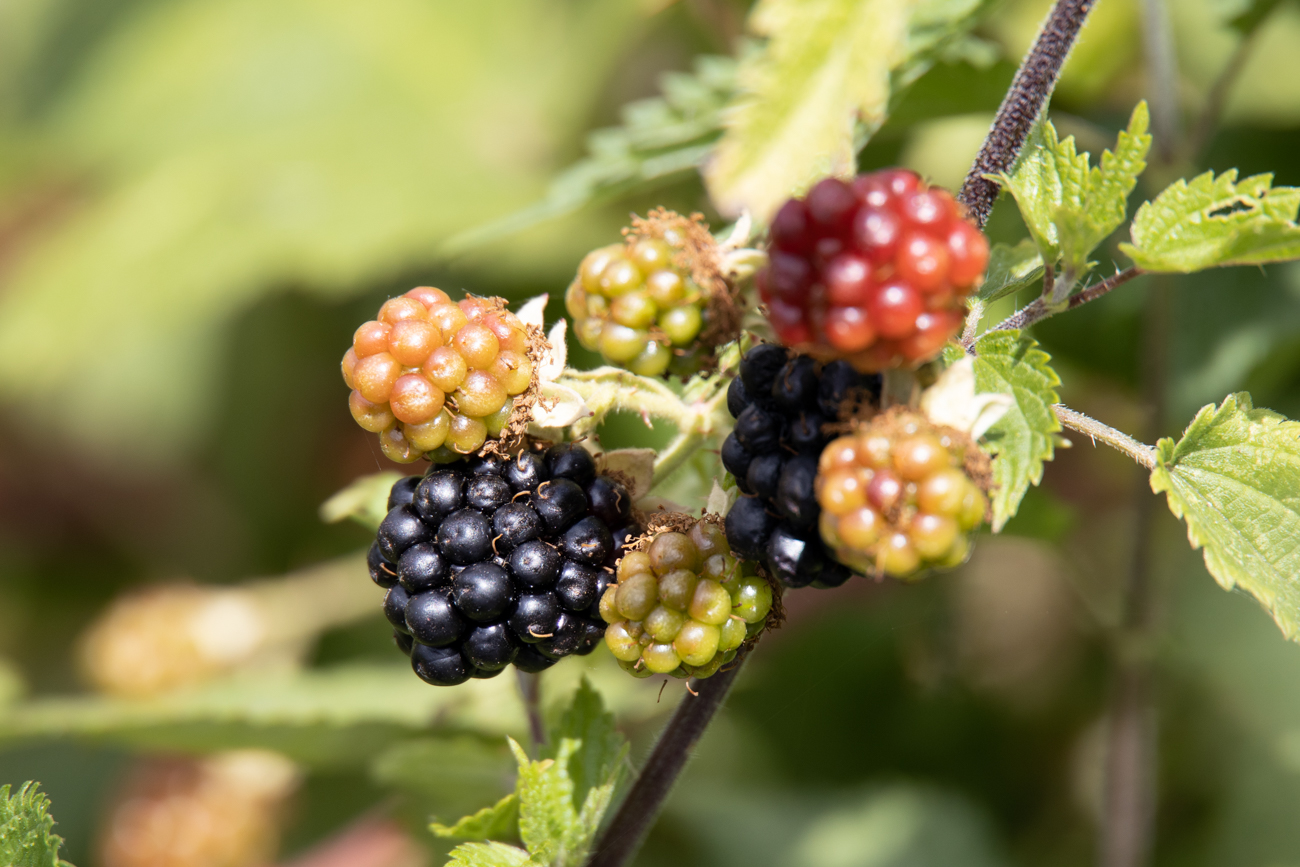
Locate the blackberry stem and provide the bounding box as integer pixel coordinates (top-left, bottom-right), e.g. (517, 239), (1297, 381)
(1052, 405), (1157, 470)
(957, 0), (1097, 227)
(586, 656), (748, 867)
(517, 670), (547, 749)
(981, 267), (1144, 336)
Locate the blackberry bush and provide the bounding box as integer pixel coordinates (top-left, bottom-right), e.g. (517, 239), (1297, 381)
(816, 409), (989, 581)
(598, 519), (775, 679)
(369, 442), (643, 685)
(341, 287), (542, 463)
(721, 342), (881, 588)
(757, 170), (989, 370)
(566, 209), (741, 378)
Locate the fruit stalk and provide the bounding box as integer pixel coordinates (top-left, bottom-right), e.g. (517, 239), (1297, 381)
(983, 267), (1144, 335)
(518, 670), (547, 749)
(585, 655), (747, 867)
(958, 0), (1097, 227)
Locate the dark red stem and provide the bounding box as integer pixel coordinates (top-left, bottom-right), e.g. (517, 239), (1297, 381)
(585, 657), (747, 867)
(958, 0), (1098, 227)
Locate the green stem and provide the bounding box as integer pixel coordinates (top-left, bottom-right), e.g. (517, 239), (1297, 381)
(557, 366), (734, 490)
(558, 368), (700, 433)
(651, 430), (706, 486)
(1052, 404), (1157, 470)
(586, 656), (748, 867)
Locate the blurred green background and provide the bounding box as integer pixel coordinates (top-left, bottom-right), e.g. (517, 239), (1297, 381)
(2, 0), (1300, 865)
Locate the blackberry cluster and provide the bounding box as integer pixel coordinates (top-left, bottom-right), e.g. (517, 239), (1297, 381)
(758, 170), (989, 370)
(367, 443), (643, 685)
(721, 343), (881, 588)
(341, 288), (536, 464)
(566, 210), (732, 378)
(817, 410), (987, 580)
(599, 521), (773, 680)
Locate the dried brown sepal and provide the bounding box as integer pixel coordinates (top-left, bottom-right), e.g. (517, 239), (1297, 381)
(481, 297), (548, 458)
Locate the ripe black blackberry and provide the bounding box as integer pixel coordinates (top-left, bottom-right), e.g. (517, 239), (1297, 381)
(368, 442), (642, 685)
(722, 343), (881, 588)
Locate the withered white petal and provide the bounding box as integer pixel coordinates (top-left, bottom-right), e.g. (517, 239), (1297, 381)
(530, 382), (588, 429)
(515, 294), (549, 330)
(921, 357), (1012, 440)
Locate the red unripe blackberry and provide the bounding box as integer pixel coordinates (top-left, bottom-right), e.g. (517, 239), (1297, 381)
(758, 169), (989, 370)
(600, 519), (776, 680)
(370, 443), (643, 685)
(567, 209), (741, 378)
(341, 288), (541, 464)
(816, 409), (989, 580)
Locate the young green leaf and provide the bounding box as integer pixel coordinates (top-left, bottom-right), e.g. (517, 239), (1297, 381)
(994, 102), (1150, 273)
(704, 0), (909, 221)
(968, 331), (1063, 530)
(0, 782), (71, 867)
(544, 679), (627, 812)
(512, 738), (581, 866)
(445, 841), (532, 867)
(1150, 393), (1300, 640)
(1121, 171), (1300, 272)
(975, 239), (1046, 303)
(432, 794), (520, 842)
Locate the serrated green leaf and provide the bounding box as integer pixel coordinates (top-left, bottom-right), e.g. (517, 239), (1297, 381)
(969, 331), (1062, 530)
(513, 737), (580, 865)
(994, 102), (1150, 272)
(460, 0), (995, 239)
(544, 678), (627, 812)
(446, 841), (532, 867)
(705, 0), (908, 222)
(706, 0), (995, 222)
(0, 782), (71, 867)
(432, 794), (520, 842)
(1151, 393), (1300, 641)
(975, 239), (1045, 303)
(0, 664), (524, 768)
(319, 471), (404, 530)
(1121, 170), (1300, 272)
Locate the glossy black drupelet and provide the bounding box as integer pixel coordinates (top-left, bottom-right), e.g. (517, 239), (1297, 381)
(722, 345), (881, 588)
(370, 444), (642, 684)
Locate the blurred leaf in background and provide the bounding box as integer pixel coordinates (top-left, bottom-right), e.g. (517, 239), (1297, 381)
(0, 0), (647, 462)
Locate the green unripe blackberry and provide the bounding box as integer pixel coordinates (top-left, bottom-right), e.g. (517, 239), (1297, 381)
(600, 518), (776, 679)
(566, 209), (741, 378)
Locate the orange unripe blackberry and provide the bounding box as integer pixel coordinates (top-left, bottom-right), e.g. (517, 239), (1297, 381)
(566, 209), (741, 378)
(342, 288), (541, 463)
(816, 410), (988, 580)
